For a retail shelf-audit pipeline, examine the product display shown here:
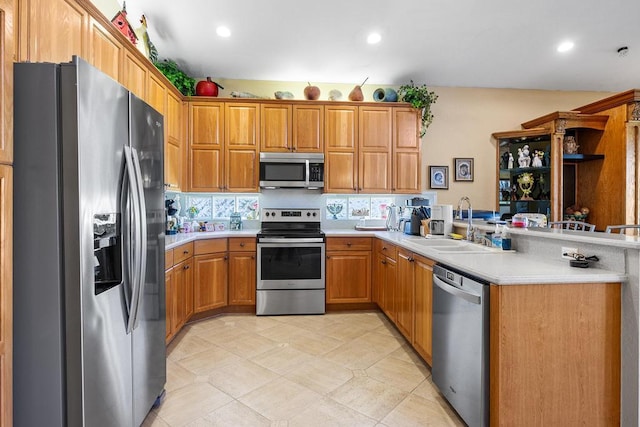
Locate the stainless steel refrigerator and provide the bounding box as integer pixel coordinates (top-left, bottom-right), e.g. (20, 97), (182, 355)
(13, 56), (166, 427)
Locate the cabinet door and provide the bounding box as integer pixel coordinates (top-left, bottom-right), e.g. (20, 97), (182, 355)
(226, 149), (258, 192)
(393, 108), (421, 193)
(194, 253), (228, 312)
(396, 249), (415, 341)
(229, 251), (257, 305)
(165, 91), (183, 190)
(146, 73), (166, 117)
(326, 251), (371, 303)
(325, 106), (358, 193)
(381, 256), (397, 321)
(226, 103), (259, 147)
(19, 0), (87, 63)
(0, 165), (11, 426)
(122, 50), (147, 100)
(189, 102), (224, 191)
(413, 254), (434, 364)
(293, 105), (323, 152)
(0, 0), (13, 166)
(359, 107), (392, 193)
(165, 269), (174, 342)
(261, 103), (291, 152)
(226, 103), (259, 191)
(175, 257), (194, 323)
(87, 17), (122, 82)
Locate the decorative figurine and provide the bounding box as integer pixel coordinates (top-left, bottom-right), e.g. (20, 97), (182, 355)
(532, 150), (544, 167)
(517, 172), (535, 200)
(508, 152), (514, 169)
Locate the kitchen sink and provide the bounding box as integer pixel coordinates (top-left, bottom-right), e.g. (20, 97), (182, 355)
(406, 238), (465, 247)
(430, 244), (498, 253)
(405, 238), (501, 254)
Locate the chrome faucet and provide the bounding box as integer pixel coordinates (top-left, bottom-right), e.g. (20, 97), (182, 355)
(457, 196), (475, 241)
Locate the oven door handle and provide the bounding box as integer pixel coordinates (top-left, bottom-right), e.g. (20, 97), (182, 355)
(433, 275), (481, 305)
(258, 238), (325, 244)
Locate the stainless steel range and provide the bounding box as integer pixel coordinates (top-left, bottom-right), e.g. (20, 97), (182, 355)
(256, 208), (325, 315)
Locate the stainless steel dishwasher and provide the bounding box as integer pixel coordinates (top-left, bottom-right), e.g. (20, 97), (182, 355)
(432, 264), (489, 427)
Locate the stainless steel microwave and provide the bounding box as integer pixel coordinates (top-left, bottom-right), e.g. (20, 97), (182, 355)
(259, 152), (324, 189)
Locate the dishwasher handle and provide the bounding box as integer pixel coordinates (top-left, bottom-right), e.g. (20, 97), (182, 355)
(433, 274), (481, 305)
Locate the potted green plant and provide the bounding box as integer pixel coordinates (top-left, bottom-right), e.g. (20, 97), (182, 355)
(153, 59), (196, 96)
(397, 80), (438, 137)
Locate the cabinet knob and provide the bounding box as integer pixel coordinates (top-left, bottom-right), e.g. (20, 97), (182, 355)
(326, 255), (331, 259)
(224, 256), (228, 260)
(183, 265), (190, 270)
(240, 242), (245, 247)
(381, 260), (386, 265)
(183, 250), (189, 255)
(346, 242), (352, 247)
(409, 257), (415, 262)
(382, 246), (387, 250)
(251, 255), (255, 260)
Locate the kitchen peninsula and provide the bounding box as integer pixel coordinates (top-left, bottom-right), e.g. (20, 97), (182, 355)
(166, 225), (632, 425)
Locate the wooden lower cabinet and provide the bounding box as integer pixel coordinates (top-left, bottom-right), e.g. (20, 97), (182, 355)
(326, 251), (371, 303)
(490, 282), (621, 425)
(395, 249), (415, 341)
(326, 237), (372, 304)
(228, 238), (257, 305)
(412, 255), (434, 364)
(194, 252), (228, 312)
(165, 256), (193, 342)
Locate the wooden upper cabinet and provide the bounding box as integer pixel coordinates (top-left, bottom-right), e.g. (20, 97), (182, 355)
(164, 90), (183, 190)
(146, 73), (166, 116)
(359, 107), (392, 193)
(324, 105), (358, 193)
(0, 0), (13, 165)
(122, 50), (147, 100)
(226, 103), (259, 191)
(393, 107), (421, 193)
(260, 103), (292, 152)
(226, 103), (259, 148)
(87, 17), (122, 82)
(189, 102), (224, 191)
(19, 0), (87, 63)
(293, 105), (323, 152)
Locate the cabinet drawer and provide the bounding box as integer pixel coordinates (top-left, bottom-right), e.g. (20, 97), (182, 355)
(326, 237), (372, 251)
(174, 242), (194, 264)
(229, 237), (257, 252)
(165, 249), (174, 270)
(374, 239), (397, 260)
(194, 238), (228, 255)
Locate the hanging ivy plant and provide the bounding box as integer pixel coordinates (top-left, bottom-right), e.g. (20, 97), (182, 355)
(153, 59), (195, 96)
(397, 80), (438, 137)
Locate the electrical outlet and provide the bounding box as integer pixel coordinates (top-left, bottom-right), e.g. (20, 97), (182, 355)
(562, 246), (578, 259)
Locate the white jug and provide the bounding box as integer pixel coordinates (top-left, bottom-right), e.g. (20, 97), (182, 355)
(385, 204), (402, 231)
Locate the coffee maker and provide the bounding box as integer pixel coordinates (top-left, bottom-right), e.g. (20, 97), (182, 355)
(428, 204), (453, 236)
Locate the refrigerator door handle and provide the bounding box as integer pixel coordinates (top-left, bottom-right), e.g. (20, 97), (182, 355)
(130, 147), (147, 330)
(123, 146), (142, 334)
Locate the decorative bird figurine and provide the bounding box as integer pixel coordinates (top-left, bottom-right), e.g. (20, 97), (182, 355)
(135, 14), (158, 62)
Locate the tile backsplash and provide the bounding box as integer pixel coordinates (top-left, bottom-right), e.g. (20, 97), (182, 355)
(166, 189), (437, 230)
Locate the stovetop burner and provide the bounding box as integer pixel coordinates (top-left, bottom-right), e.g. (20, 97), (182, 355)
(257, 208), (323, 240)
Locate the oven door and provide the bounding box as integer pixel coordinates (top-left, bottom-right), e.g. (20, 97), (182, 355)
(257, 240), (325, 290)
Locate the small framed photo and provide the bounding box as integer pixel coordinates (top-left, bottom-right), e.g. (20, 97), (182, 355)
(204, 222), (216, 232)
(454, 158), (474, 182)
(429, 166), (449, 189)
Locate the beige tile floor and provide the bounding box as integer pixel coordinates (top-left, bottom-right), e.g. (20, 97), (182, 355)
(143, 312), (465, 427)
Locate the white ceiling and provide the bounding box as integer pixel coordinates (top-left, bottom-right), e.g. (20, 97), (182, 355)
(125, 0), (640, 92)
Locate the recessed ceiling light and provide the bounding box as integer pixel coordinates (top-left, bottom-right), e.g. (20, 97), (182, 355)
(216, 26), (231, 38)
(557, 41), (574, 53)
(367, 33), (381, 44)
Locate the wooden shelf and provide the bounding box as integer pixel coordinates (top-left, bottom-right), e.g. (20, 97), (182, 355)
(563, 154), (605, 163)
(500, 166), (551, 175)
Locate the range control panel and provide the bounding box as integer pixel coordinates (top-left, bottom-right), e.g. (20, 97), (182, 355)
(260, 208), (320, 222)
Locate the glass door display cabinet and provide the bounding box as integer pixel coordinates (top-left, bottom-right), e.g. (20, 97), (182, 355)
(493, 112), (608, 225)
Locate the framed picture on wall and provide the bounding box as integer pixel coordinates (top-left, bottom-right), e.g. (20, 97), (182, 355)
(454, 158), (474, 182)
(429, 166), (449, 189)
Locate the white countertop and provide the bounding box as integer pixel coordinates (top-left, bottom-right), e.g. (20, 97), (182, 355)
(165, 227), (627, 285)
